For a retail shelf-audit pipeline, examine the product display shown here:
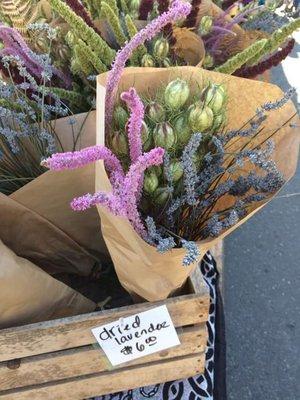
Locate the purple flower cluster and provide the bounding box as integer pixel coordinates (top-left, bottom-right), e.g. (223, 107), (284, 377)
(44, 143), (165, 239)
(120, 88), (144, 163)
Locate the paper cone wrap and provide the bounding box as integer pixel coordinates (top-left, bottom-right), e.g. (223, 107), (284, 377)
(0, 240), (95, 329)
(95, 67), (299, 301)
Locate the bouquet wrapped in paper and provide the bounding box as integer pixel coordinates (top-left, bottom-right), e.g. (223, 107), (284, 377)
(43, 1), (299, 301)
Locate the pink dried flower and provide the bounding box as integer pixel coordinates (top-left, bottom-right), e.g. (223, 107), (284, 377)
(71, 191), (125, 216)
(105, 0), (192, 125)
(121, 147), (165, 237)
(42, 145), (124, 184)
(121, 87), (144, 163)
(69, 147), (165, 238)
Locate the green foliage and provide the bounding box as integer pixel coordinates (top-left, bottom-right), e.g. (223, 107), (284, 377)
(103, 0), (119, 16)
(75, 38), (108, 73)
(125, 14), (147, 64)
(215, 39), (268, 75)
(100, 2), (127, 46)
(248, 18), (300, 66)
(50, 0), (115, 66)
(120, 0), (130, 14)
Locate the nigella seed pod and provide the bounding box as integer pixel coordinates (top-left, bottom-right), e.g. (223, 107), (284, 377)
(188, 103), (214, 132)
(174, 115), (192, 147)
(141, 121), (150, 144)
(168, 160), (183, 182)
(146, 101), (166, 122)
(154, 187), (170, 205)
(153, 122), (176, 150)
(143, 171), (159, 194)
(212, 112), (226, 131)
(110, 131), (128, 156)
(164, 79), (190, 111)
(114, 106), (128, 129)
(202, 83), (226, 114)
(153, 38), (170, 60)
(198, 16), (213, 36)
(162, 58), (172, 68)
(141, 54), (155, 67)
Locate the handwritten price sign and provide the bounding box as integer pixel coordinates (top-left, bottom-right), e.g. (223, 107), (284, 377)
(91, 305), (180, 366)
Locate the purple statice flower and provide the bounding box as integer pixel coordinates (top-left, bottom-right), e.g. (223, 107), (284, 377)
(181, 240), (200, 266)
(42, 145), (125, 184)
(182, 133), (202, 206)
(145, 216), (176, 253)
(120, 87), (144, 163)
(105, 0), (192, 124)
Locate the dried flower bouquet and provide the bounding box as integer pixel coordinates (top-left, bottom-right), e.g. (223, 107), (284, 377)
(43, 2), (300, 300)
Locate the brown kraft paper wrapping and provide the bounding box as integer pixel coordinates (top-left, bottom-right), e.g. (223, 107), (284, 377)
(0, 240), (95, 329)
(1, 111), (108, 276)
(95, 67), (299, 302)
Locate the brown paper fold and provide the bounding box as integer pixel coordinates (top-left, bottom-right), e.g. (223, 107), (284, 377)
(0, 240), (95, 329)
(1, 111), (108, 276)
(95, 67), (299, 301)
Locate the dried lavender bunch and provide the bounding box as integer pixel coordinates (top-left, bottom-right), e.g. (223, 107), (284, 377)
(0, 50), (82, 194)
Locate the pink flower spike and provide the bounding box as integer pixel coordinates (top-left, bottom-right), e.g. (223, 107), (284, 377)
(105, 0), (192, 125)
(71, 191), (125, 216)
(121, 147), (165, 238)
(42, 145), (124, 176)
(121, 87), (144, 163)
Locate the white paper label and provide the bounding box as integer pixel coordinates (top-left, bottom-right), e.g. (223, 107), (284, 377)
(91, 305), (180, 366)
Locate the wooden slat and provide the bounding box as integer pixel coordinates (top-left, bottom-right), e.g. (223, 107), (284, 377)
(0, 294), (209, 362)
(0, 325), (206, 392)
(0, 353), (205, 400)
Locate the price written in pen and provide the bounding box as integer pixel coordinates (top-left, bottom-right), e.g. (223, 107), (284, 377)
(91, 305), (180, 365)
(99, 315), (170, 354)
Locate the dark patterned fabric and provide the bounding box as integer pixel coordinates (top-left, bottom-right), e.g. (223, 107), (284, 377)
(93, 252), (226, 400)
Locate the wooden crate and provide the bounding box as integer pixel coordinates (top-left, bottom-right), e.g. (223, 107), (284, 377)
(0, 263), (213, 400)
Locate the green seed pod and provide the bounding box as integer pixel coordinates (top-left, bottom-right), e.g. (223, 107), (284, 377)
(143, 171), (159, 194)
(164, 78), (190, 111)
(153, 37), (169, 60)
(168, 160), (183, 182)
(174, 115), (192, 147)
(151, 165), (163, 177)
(202, 83), (226, 114)
(198, 16), (213, 36)
(114, 105), (128, 129)
(110, 131), (128, 156)
(212, 112), (226, 131)
(162, 57), (172, 68)
(188, 103), (214, 132)
(154, 187), (170, 205)
(153, 122), (176, 150)
(141, 121), (150, 144)
(141, 54), (155, 67)
(146, 101), (166, 122)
